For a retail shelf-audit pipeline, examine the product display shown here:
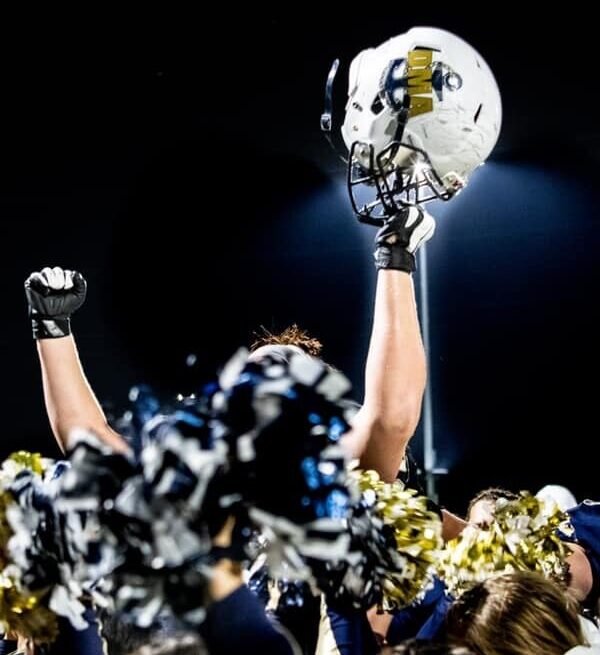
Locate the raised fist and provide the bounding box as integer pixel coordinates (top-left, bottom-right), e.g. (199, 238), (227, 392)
(24, 266), (87, 339)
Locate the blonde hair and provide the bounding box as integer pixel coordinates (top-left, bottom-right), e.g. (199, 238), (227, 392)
(250, 324), (323, 357)
(445, 571), (584, 655)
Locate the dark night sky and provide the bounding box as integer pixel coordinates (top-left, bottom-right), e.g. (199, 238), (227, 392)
(1, 8), (599, 513)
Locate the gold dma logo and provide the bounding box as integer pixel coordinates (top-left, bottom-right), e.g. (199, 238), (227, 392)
(406, 49), (434, 118)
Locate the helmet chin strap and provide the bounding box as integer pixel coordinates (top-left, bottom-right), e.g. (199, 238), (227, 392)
(320, 58), (349, 164)
(393, 93), (411, 141)
(320, 58), (338, 133)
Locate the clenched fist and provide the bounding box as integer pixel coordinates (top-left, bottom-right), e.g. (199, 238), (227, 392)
(24, 266), (87, 339)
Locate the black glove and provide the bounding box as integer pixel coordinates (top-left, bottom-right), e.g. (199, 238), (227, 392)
(373, 206), (436, 273)
(24, 266), (87, 339)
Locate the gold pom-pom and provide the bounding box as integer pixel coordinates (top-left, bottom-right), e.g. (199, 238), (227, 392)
(0, 491), (13, 565)
(8, 451), (46, 476)
(438, 492), (570, 596)
(1, 451), (48, 558)
(0, 452), (58, 643)
(356, 470), (443, 610)
(0, 570), (59, 643)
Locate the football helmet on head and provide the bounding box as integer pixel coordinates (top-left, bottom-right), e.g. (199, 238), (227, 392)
(338, 27), (502, 224)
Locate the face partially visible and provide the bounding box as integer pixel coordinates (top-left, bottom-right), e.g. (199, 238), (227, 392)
(467, 499), (496, 528)
(247, 344), (308, 364)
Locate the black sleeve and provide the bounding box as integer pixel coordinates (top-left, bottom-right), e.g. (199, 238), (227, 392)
(201, 585), (297, 655)
(0, 640), (18, 655)
(46, 606), (107, 655)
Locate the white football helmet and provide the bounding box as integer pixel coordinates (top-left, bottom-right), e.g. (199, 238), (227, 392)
(340, 27), (502, 223)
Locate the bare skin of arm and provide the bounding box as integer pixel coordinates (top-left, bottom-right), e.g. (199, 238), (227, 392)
(343, 270), (426, 482)
(440, 509), (469, 542)
(37, 336), (127, 453)
(209, 517), (244, 601)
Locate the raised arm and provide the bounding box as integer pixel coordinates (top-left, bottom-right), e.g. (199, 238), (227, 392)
(25, 266), (127, 453)
(344, 207), (433, 482)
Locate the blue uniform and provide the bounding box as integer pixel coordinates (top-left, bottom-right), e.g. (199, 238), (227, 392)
(564, 500), (600, 610)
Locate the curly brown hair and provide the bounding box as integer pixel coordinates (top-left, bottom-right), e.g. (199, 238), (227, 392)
(250, 324), (323, 357)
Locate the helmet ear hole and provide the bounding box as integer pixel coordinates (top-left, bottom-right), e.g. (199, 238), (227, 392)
(474, 104), (483, 123)
(371, 96), (385, 115)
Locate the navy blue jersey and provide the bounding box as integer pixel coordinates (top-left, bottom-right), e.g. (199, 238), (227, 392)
(564, 500), (600, 609)
(201, 585), (295, 655)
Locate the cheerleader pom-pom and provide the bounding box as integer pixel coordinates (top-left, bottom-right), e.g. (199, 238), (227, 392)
(0, 451), (64, 643)
(314, 470), (442, 611)
(57, 404), (227, 628)
(439, 492), (570, 596)
(214, 350), (354, 577)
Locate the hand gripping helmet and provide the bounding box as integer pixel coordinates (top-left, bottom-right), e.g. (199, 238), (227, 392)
(340, 27), (502, 224)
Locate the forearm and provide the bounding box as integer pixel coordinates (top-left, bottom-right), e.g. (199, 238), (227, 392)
(364, 270), (426, 422)
(353, 271), (426, 481)
(37, 336), (126, 452)
(441, 509), (468, 542)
